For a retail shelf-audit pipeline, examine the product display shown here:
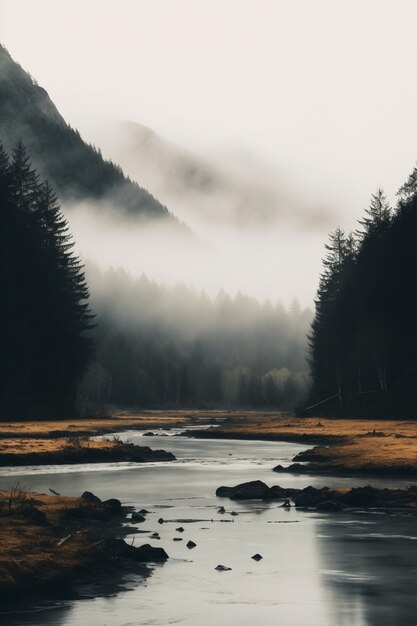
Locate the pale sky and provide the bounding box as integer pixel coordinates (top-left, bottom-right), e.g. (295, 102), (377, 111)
(2, 0), (417, 224)
(1, 0), (417, 305)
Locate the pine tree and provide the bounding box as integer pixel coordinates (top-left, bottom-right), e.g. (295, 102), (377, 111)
(0, 142), (93, 419)
(307, 228), (357, 410)
(397, 164), (417, 202)
(306, 182), (416, 418)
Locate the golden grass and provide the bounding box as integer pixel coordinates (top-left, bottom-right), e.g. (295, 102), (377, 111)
(0, 410), (198, 439)
(207, 413), (417, 439)
(0, 438), (115, 456)
(0, 491), (107, 594)
(306, 437), (417, 473)
(200, 413), (417, 475)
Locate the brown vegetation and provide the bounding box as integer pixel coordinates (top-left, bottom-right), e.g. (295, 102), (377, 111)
(0, 436), (175, 466)
(190, 413), (417, 476)
(0, 410), (200, 439)
(0, 487), (134, 598)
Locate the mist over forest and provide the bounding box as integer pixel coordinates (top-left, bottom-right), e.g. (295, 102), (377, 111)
(0, 40), (415, 419)
(80, 264), (311, 409)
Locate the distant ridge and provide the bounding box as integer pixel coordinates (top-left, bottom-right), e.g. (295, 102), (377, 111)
(0, 45), (181, 223)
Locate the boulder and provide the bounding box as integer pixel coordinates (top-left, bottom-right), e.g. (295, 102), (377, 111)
(294, 486), (325, 508)
(132, 544), (169, 562)
(251, 554), (263, 561)
(176, 526), (185, 532)
(131, 512), (146, 523)
(102, 498), (123, 515)
(158, 517), (164, 524)
(215, 564), (232, 571)
(81, 491), (101, 505)
(186, 540), (197, 549)
(342, 486), (379, 507)
(217, 480), (269, 500)
(173, 537), (183, 541)
(264, 485), (291, 500)
(216, 486), (233, 497)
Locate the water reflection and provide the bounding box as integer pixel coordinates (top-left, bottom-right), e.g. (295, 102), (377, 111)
(316, 515), (417, 626)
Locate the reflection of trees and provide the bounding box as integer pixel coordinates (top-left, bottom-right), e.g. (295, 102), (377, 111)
(316, 515), (417, 626)
(0, 567), (153, 626)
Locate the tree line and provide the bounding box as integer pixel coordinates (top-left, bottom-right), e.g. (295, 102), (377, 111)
(1, 139), (414, 419)
(80, 267), (311, 410)
(306, 181), (416, 418)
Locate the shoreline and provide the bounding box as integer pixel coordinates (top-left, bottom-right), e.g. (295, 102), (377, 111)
(0, 488), (169, 602)
(183, 413), (417, 479)
(0, 437), (175, 468)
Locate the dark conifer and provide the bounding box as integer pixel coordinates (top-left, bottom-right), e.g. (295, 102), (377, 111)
(0, 143), (93, 419)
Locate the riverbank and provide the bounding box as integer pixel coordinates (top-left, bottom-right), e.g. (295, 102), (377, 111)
(0, 410), (207, 440)
(0, 488), (168, 600)
(186, 413), (417, 477)
(0, 410), (211, 466)
(0, 437), (175, 466)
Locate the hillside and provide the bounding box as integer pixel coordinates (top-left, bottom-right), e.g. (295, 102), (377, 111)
(95, 119), (316, 229)
(0, 45), (178, 222)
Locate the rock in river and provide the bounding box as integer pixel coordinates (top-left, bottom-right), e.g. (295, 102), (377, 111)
(102, 498), (123, 515)
(216, 480), (269, 500)
(81, 491), (102, 505)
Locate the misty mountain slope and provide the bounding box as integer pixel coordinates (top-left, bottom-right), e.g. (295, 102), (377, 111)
(0, 45), (179, 223)
(95, 119), (331, 230)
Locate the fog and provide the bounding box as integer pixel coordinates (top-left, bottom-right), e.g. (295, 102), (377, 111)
(3, 0), (417, 306)
(67, 199), (325, 306)
(3, 0), (417, 224)
(62, 117), (335, 306)
(79, 262), (312, 408)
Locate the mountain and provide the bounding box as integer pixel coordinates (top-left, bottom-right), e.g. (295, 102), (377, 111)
(93, 119), (330, 230)
(0, 45), (178, 222)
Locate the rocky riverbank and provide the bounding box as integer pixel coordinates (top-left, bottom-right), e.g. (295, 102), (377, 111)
(215, 480), (417, 511)
(0, 489), (169, 601)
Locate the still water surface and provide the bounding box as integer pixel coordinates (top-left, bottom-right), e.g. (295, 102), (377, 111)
(0, 430), (416, 626)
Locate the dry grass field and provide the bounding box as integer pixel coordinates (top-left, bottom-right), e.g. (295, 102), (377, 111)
(0, 488), (129, 597)
(194, 413), (417, 476)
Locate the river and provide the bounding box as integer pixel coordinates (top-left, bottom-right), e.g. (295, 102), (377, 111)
(0, 428), (416, 626)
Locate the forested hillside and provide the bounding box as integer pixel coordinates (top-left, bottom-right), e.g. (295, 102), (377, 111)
(80, 267), (311, 409)
(0, 45), (178, 222)
(0, 142), (93, 419)
(306, 182), (416, 418)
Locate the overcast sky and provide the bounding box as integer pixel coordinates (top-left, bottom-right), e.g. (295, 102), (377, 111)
(1, 0), (417, 304)
(2, 0), (417, 223)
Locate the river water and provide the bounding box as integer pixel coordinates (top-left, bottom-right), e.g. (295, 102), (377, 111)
(0, 429), (416, 626)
